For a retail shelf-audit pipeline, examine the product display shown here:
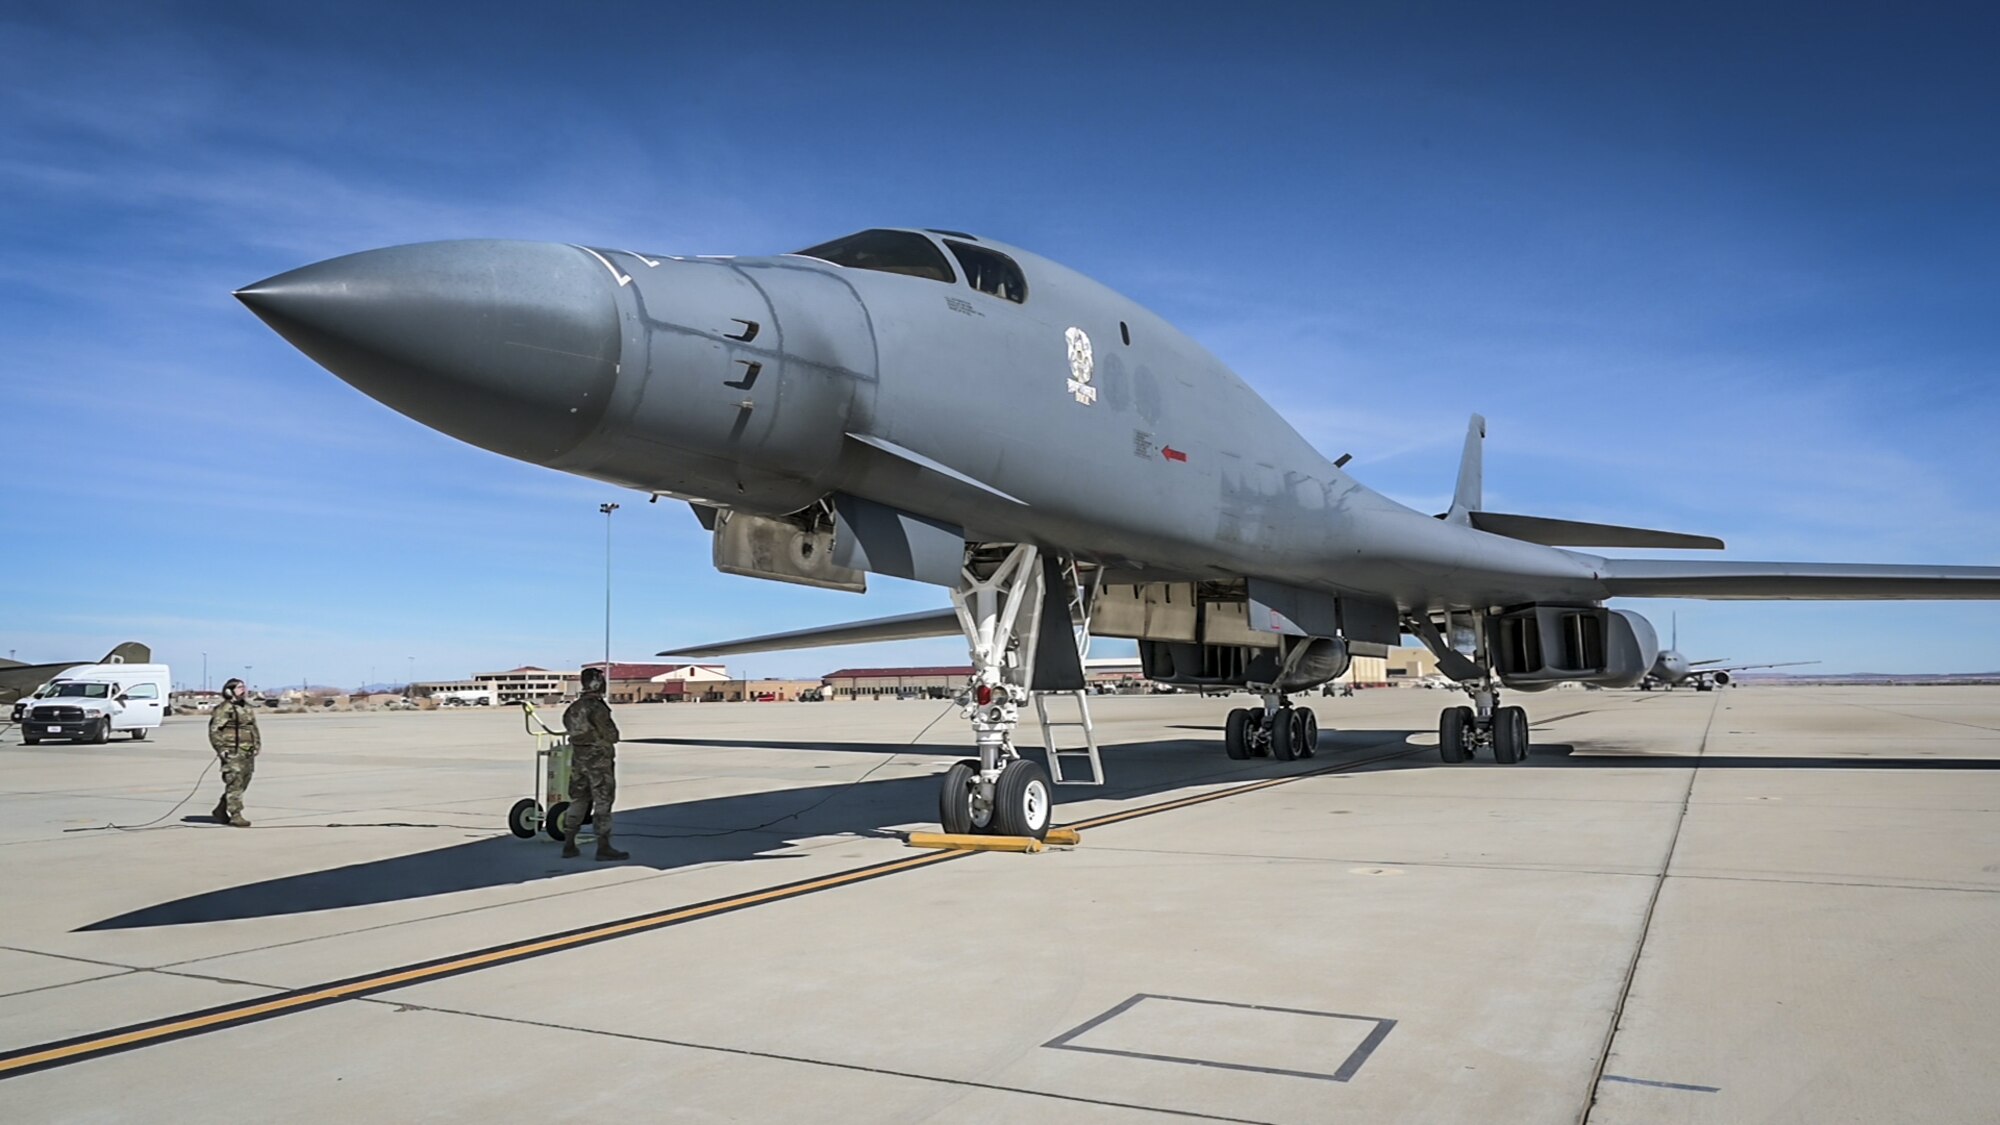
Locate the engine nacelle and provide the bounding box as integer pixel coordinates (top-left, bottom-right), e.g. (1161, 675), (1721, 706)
(1712, 670), (1732, 687)
(1492, 606), (1659, 690)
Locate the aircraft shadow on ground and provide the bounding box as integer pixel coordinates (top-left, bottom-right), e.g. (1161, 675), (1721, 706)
(82, 729), (2000, 931)
(81, 730), (1416, 931)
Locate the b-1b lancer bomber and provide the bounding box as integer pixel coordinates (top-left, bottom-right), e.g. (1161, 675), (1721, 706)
(237, 228), (2000, 838)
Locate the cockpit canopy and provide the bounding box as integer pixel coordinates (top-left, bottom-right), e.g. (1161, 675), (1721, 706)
(794, 229), (1027, 304)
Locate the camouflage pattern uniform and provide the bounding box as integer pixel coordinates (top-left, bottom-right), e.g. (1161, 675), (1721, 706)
(561, 686), (627, 858)
(207, 699), (261, 826)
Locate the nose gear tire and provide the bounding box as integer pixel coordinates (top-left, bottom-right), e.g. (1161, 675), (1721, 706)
(994, 759), (1053, 839)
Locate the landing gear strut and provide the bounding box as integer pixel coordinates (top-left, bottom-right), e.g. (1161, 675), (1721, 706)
(937, 545), (1058, 840)
(1417, 612), (1530, 765)
(1223, 694), (1317, 761)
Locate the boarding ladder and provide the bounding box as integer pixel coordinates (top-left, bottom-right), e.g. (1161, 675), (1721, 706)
(1034, 561), (1103, 785)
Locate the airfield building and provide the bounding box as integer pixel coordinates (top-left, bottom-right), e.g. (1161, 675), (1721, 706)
(823, 666), (969, 700)
(472, 667), (580, 705)
(583, 662), (728, 704)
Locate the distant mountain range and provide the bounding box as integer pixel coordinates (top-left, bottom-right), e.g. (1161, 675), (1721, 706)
(1737, 671), (2000, 684)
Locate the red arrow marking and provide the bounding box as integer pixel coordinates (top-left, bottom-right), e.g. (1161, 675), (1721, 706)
(1162, 446), (1188, 462)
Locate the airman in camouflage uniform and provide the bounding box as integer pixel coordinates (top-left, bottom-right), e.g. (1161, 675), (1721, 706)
(561, 667), (629, 861)
(208, 678), (260, 827)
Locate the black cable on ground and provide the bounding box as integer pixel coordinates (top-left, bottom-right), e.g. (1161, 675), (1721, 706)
(55, 701), (962, 840)
(615, 700), (960, 841)
(63, 757), (219, 833)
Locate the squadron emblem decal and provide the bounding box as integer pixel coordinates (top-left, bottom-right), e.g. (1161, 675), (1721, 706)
(1064, 326), (1097, 405)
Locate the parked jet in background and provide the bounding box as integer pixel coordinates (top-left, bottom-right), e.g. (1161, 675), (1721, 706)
(237, 230), (2000, 838)
(1639, 617), (1817, 690)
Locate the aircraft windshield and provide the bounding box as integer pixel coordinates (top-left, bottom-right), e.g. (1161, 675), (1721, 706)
(794, 230), (956, 284)
(52, 682), (113, 699)
(944, 240), (1027, 303)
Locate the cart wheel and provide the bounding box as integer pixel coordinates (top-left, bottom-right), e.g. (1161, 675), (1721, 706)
(507, 798), (541, 839)
(545, 801), (571, 841)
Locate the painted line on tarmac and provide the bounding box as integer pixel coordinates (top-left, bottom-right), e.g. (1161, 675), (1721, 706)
(0, 739), (1420, 1080)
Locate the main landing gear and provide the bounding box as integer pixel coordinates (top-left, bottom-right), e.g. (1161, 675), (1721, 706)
(936, 545), (1060, 840)
(1223, 695), (1319, 761)
(1437, 689), (1530, 765)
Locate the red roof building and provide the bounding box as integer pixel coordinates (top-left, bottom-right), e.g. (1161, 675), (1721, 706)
(821, 666), (973, 700)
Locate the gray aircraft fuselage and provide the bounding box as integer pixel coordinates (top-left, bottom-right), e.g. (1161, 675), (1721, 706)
(238, 229), (2000, 664)
(238, 234), (1623, 616)
(239, 228), (2000, 830)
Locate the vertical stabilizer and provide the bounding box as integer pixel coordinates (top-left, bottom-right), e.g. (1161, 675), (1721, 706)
(1444, 414), (1485, 524)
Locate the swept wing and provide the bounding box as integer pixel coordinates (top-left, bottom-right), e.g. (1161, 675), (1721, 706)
(663, 609), (959, 658)
(1596, 560), (2000, 599)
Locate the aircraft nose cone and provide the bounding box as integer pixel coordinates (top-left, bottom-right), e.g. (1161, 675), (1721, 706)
(236, 240), (621, 463)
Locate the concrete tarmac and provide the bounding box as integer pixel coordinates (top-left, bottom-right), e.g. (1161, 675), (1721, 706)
(2, 686), (1997, 1122)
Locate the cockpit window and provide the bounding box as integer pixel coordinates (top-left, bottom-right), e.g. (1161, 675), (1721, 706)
(794, 230), (956, 283)
(944, 240), (1027, 303)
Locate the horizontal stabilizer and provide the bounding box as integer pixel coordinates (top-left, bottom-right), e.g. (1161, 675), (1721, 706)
(1600, 560), (2000, 600)
(1472, 512), (1724, 550)
(661, 608), (959, 657)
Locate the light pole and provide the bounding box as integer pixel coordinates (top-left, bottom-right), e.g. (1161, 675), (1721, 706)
(407, 655), (415, 690)
(202, 652), (208, 692)
(243, 666), (253, 695)
(600, 502), (619, 679)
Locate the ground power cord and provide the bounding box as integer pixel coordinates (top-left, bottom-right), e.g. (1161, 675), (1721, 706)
(63, 757), (218, 833)
(616, 700), (960, 841)
(53, 701), (962, 839)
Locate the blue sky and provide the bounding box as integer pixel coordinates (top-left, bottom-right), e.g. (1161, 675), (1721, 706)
(4, 1), (1998, 688)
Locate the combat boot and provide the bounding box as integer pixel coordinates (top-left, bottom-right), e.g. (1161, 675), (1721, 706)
(594, 835), (630, 861)
(228, 815), (251, 828)
(561, 839), (580, 859)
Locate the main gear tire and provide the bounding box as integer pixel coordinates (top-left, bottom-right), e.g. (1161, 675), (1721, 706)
(508, 797), (541, 839)
(1492, 706), (1528, 764)
(1270, 708), (1300, 762)
(1224, 708), (1252, 760)
(993, 758), (1054, 840)
(1298, 708), (1319, 757)
(1439, 706), (1472, 763)
(545, 800), (572, 841)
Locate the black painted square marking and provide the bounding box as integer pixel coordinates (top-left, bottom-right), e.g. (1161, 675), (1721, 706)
(1042, 993), (1395, 1083)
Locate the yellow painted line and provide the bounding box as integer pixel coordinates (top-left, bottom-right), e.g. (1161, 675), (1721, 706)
(3, 737), (1422, 1080)
(0, 848), (963, 1078)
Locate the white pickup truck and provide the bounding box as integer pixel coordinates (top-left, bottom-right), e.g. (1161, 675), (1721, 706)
(21, 663), (172, 744)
